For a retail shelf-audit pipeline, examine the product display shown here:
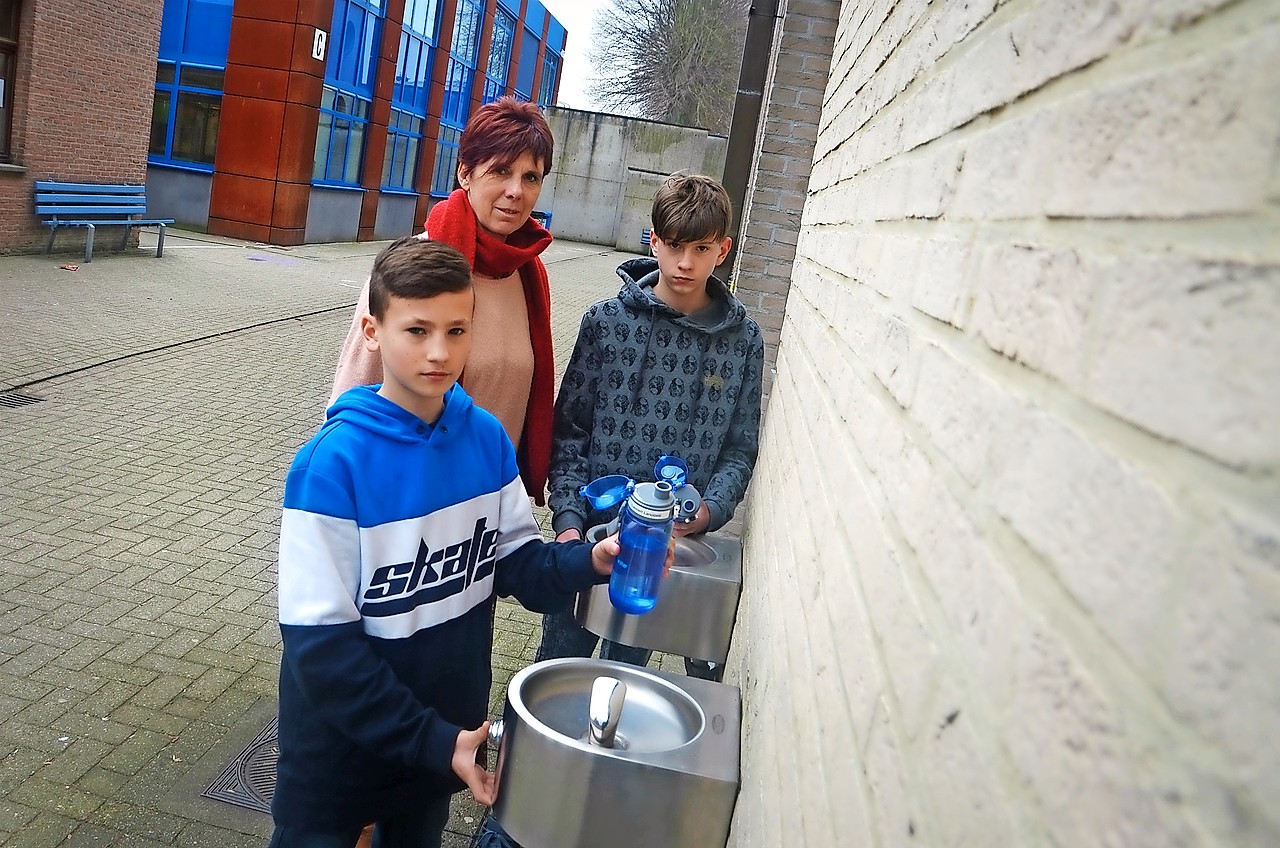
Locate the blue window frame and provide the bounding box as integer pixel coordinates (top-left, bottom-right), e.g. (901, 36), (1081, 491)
(432, 125), (461, 198)
(149, 0), (233, 170)
(314, 0), (382, 187)
(431, 0), (483, 196)
(537, 51), (559, 107)
(383, 0), (440, 191)
(482, 7), (515, 104)
(383, 108), (424, 191)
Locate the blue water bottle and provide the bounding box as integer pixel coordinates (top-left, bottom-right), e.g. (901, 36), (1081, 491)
(609, 481), (676, 615)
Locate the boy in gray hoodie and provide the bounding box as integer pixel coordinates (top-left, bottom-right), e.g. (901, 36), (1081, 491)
(534, 172), (764, 676)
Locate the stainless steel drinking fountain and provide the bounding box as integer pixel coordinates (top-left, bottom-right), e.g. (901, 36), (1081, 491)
(576, 529), (743, 663)
(490, 658), (740, 848)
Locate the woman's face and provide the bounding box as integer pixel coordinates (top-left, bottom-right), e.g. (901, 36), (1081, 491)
(458, 151), (545, 241)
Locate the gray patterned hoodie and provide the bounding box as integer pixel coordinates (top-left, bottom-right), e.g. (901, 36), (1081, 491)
(548, 257), (764, 535)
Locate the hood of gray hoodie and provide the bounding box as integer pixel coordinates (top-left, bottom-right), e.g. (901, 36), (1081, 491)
(615, 257), (746, 335)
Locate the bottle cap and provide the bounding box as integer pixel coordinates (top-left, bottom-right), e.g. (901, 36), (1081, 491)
(580, 475), (634, 511)
(627, 481), (676, 522)
(653, 455), (688, 489)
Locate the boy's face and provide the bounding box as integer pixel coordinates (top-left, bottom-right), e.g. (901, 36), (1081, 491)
(649, 232), (733, 313)
(458, 151), (545, 241)
(361, 289), (474, 423)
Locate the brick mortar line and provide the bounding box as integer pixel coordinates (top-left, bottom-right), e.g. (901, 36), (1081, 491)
(782, 270), (1231, 744)
(773, 291), (1236, 819)
(818, 0), (1279, 178)
(789, 248), (1280, 497)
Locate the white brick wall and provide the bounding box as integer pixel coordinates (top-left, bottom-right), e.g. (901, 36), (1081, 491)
(729, 0), (1280, 845)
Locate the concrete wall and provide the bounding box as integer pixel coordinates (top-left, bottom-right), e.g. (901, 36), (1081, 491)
(542, 106), (728, 251)
(729, 1), (1280, 847)
(146, 168), (214, 232)
(375, 193), (419, 241)
(0, 0), (163, 252)
(304, 186), (361, 244)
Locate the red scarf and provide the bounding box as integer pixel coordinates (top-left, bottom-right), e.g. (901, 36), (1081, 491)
(426, 189), (555, 505)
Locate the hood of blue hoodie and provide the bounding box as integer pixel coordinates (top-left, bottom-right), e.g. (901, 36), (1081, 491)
(322, 383), (473, 447)
(615, 257), (747, 335)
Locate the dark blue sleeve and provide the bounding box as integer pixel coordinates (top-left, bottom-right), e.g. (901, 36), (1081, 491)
(494, 538), (607, 613)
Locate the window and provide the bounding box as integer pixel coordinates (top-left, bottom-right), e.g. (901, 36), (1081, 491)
(538, 51), (559, 108)
(382, 0), (439, 191)
(431, 0), (482, 195)
(149, 0), (233, 170)
(513, 27), (539, 102)
(0, 0), (17, 164)
(150, 62), (223, 166)
(314, 0), (382, 186)
(431, 125), (460, 197)
(482, 7), (515, 104)
(382, 109), (422, 191)
(314, 88), (369, 185)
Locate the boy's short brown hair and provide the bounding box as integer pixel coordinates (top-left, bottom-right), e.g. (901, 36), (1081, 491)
(367, 237), (472, 319)
(650, 172), (734, 243)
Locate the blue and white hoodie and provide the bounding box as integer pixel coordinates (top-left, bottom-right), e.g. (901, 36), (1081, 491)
(274, 384), (601, 831)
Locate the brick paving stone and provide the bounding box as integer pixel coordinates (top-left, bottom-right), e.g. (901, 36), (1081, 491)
(92, 800), (185, 844)
(0, 799), (38, 837)
(175, 821), (266, 848)
(3, 809), (78, 848)
(36, 738), (115, 786)
(71, 768), (128, 802)
(7, 780), (103, 820)
(98, 729), (172, 777)
(0, 747), (46, 794)
(46, 716), (135, 748)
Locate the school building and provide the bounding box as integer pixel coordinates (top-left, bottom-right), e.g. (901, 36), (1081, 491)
(0, 0), (565, 251)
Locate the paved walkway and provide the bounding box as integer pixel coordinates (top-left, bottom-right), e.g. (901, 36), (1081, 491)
(0, 230), (661, 847)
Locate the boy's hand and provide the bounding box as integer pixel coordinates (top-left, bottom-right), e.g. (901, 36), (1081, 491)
(590, 534), (675, 577)
(452, 723), (497, 807)
(590, 533), (620, 576)
(672, 502), (711, 537)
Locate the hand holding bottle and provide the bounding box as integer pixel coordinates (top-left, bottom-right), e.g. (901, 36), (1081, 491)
(672, 501), (711, 537)
(589, 532), (620, 576)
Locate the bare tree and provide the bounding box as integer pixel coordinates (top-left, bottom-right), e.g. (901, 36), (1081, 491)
(586, 0), (750, 134)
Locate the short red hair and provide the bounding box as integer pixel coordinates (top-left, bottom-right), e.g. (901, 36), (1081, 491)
(459, 97), (555, 177)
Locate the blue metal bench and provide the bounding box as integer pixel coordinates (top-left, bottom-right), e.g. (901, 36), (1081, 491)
(34, 181), (175, 262)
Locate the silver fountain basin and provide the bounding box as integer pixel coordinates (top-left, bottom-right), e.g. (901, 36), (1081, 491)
(492, 658), (740, 848)
(576, 529), (743, 663)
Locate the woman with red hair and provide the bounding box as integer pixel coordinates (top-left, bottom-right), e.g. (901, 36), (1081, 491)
(331, 97), (557, 505)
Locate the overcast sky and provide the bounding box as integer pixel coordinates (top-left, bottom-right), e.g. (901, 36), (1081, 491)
(539, 0), (608, 112)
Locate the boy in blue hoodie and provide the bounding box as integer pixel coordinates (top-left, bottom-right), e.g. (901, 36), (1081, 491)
(271, 237), (619, 848)
(534, 172), (764, 678)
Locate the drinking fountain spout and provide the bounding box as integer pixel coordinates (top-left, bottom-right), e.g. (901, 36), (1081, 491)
(587, 676), (627, 748)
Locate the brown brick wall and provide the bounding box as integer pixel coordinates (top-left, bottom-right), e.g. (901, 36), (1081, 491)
(730, 1), (839, 403)
(0, 0), (163, 251)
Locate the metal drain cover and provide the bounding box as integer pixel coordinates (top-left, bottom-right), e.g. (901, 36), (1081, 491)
(0, 392), (43, 409)
(202, 716), (278, 815)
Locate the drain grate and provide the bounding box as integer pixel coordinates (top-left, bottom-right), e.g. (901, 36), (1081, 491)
(202, 716), (278, 815)
(0, 392), (44, 409)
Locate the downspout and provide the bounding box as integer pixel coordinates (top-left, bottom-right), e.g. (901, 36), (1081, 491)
(717, 0), (783, 282)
